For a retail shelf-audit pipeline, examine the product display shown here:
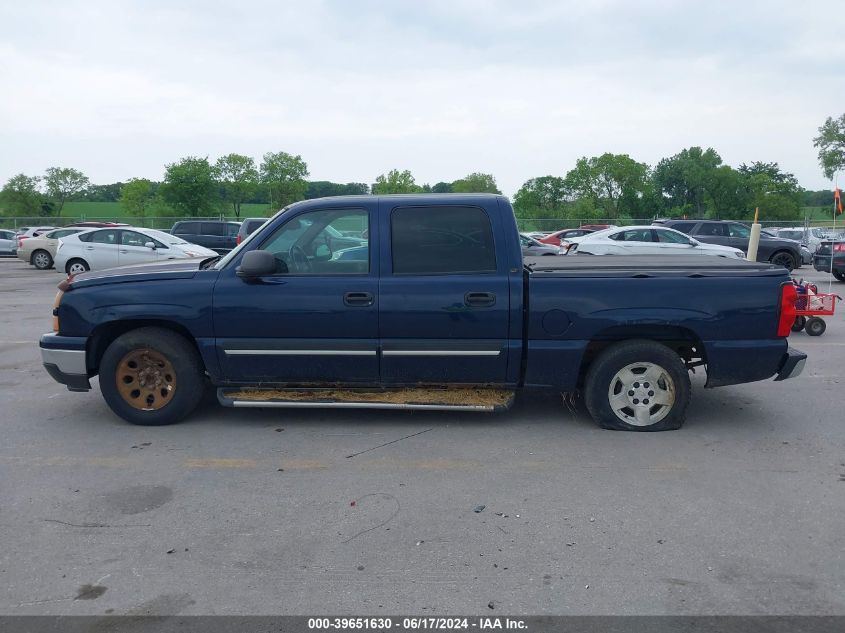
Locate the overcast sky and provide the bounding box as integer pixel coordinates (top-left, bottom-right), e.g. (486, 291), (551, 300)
(1, 0), (843, 197)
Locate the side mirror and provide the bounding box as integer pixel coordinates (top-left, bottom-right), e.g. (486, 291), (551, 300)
(144, 241), (157, 250)
(689, 239), (699, 247)
(236, 250), (277, 278)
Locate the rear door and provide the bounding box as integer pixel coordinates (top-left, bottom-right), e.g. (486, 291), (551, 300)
(378, 202), (510, 384)
(200, 222), (225, 252)
(84, 229), (120, 269)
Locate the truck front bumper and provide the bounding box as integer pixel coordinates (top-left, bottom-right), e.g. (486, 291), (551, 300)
(774, 347), (807, 381)
(40, 333), (91, 392)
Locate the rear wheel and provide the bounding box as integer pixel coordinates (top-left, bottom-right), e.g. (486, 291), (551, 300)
(805, 317), (826, 337)
(32, 250), (53, 270)
(66, 259), (89, 275)
(99, 327), (205, 425)
(769, 251), (796, 271)
(583, 340), (691, 431)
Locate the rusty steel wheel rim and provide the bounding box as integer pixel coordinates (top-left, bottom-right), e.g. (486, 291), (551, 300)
(116, 348), (176, 410)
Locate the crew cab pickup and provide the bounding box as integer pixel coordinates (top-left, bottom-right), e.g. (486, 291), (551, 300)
(40, 194), (806, 431)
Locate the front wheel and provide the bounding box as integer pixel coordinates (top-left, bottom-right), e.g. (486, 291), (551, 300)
(833, 271), (845, 282)
(99, 327), (205, 425)
(583, 340), (691, 431)
(32, 250), (53, 270)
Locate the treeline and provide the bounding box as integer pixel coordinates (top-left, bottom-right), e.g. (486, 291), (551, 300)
(0, 147), (836, 221)
(512, 147), (830, 223)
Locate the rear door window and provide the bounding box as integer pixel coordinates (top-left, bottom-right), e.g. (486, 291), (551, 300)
(667, 222), (696, 234)
(91, 230), (118, 244)
(391, 206), (496, 274)
(175, 222), (198, 235)
(695, 223), (727, 237)
(727, 223), (751, 238)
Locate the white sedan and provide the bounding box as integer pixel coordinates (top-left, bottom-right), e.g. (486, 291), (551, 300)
(569, 226), (746, 258)
(55, 227), (218, 275)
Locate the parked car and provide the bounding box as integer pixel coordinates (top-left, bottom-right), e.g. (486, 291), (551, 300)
(0, 229), (18, 255)
(570, 226), (746, 258)
(580, 224), (617, 231)
(41, 194), (804, 432)
(653, 219), (803, 270)
(54, 227), (217, 275)
(171, 220), (242, 254)
(772, 227), (824, 253)
(17, 228), (86, 269)
(813, 239), (845, 282)
(16, 226), (56, 251)
(519, 233), (560, 256)
(63, 221), (130, 229)
(236, 218), (269, 245)
(538, 228), (594, 247)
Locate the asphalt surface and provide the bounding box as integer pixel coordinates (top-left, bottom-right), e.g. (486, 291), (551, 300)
(0, 256), (843, 616)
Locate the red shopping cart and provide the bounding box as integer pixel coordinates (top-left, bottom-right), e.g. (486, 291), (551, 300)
(791, 289), (839, 336)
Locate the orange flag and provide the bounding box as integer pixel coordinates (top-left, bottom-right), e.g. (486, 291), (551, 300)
(836, 188), (843, 215)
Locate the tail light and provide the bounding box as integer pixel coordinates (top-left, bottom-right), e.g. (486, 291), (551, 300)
(236, 234), (242, 245)
(776, 283), (798, 337)
(835, 243), (845, 252)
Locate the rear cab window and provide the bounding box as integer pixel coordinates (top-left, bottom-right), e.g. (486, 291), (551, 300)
(390, 206), (496, 274)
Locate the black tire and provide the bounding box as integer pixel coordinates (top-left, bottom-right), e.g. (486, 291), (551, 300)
(805, 317), (826, 337)
(583, 340), (691, 432)
(791, 316), (806, 332)
(66, 258), (90, 275)
(99, 327), (205, 425)
(32, 249), (53, 270)
(833, 271), (845, 282)
(769, 251), (796, 271)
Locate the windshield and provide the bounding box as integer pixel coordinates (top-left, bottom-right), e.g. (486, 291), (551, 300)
(144, 228), (190, 245)
(214, 207), (288, 269)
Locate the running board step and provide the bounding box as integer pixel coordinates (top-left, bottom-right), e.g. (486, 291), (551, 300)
(217, 387), (515, 412)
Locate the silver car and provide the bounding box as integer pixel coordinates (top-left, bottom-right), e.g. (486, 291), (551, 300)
(520, 233), (560, 256)
(0, 229), (17, 255)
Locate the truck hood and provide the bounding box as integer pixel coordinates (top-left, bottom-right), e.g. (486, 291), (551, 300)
(64, 257), (215, 289)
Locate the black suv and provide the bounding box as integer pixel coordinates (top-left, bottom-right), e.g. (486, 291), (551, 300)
(170, 220), (241, 255)
(236, 218), (269, 246)
(813, 238), (845, 281)
(653, 219), (803, 270)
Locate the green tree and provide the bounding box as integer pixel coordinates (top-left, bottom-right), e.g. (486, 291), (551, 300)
(737, 162), (801, 221)
(44, 167), (89, 214)
(161, 156), (219, 216)
(451, 172), (501, 194)
(652, 147), (722, 217)
(372, 169), (423, 194)
(260, 151), (309, 209)
(431, 181), (453, 193)
(563, 153), (649, 218)
(214, 153), (259, 218)
(120, 178), (159, 218)
(512, 176), (569, 218)
(0, 174), (43, 216)
(703, 165), (749, 219)
(813, 113), (845, 180)
(305, 181), (369, 199)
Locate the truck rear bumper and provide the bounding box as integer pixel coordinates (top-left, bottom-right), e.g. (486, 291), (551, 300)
(774, 347), (807, 381)
(40, 334), (91, 392)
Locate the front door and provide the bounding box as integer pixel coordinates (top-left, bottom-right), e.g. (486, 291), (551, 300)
(213, 203), (379, 384)
(118, 230), (160, 267)
(378, 202), (510, 384)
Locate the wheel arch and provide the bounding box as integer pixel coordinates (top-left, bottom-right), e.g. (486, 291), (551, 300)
(577, 325), (706, 387)
(87, 320), (205, 376)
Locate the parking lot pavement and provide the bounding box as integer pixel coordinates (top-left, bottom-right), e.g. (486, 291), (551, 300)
(0, 258), (843, 616)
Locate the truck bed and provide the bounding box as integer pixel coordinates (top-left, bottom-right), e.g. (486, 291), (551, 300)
(525, 254), (787, 278)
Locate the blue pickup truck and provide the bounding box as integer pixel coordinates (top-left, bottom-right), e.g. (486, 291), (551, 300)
(40, 194), (806, 431)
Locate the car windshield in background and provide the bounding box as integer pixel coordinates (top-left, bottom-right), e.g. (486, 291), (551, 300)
(146, 229), (189, 245)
